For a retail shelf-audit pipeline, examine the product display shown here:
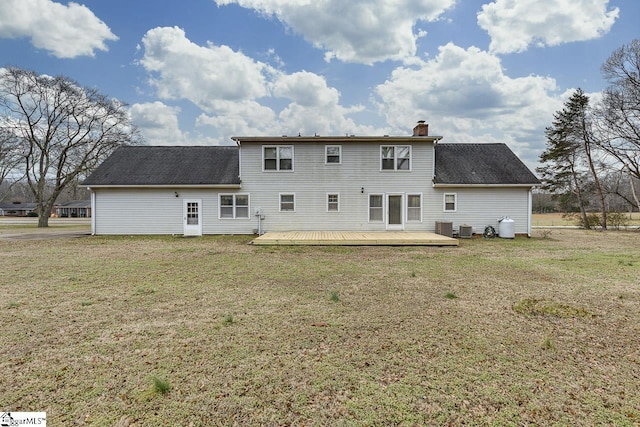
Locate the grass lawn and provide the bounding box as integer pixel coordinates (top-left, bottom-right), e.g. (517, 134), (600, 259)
(1, 229), (639, 425)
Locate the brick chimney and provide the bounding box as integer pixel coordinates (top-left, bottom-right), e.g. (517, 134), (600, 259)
(412, 120), (428, 136)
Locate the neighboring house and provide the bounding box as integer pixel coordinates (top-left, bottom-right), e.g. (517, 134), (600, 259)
(54, 200), (92, 218)
(82, 122), (540, 236)
(0, 202), (37, 217)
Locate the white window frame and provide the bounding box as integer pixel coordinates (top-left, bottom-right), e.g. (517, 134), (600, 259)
(406, 193), (422, 222)
(263, 145), (294, 172)
(326, 193), (340, 212)
(279, 193), (296, 212)
(368, 194), (384, 222)
(380, 145), (411, 171)
(444, 193), (457, 212)
(219, 194), (250, 219)
(325, 145), (342, 164)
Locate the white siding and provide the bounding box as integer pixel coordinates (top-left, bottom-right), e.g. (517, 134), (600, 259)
(239, 141), (435, 232)
(93, 188), (254, 235)
(426, 187), (532, 235)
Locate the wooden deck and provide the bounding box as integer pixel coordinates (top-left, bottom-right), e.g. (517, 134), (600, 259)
(251, 231), (459, 246)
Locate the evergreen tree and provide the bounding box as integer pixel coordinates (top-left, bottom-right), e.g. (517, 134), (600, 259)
(538, 89), (607, 229)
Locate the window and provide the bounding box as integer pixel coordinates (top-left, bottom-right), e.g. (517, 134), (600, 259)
(325, 145), (341, 164)
(444, 193), (457, 212)
(369, 194), (383, 222)
(220, 194), (249, 219)
(327, 193), (339, 212)
(407, 194), (421, 221)
(263, 146), (293, 171)
(186, 202), (199, 225)
(381, 145), (411, 171)
(280, 193), (295, 212)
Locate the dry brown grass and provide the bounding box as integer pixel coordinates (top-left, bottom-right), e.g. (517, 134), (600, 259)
(1, 229), (639, 425)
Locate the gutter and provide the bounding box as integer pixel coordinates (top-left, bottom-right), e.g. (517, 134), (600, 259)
(81, 184), (242, 189)
(432, 183), (540, 188)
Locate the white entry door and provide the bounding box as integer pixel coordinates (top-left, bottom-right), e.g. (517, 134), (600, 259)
(183, 199), (202, 236)
(386, 194), (404, 230)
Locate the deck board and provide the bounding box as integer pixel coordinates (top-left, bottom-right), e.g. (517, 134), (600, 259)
(251, 231), (458, 246)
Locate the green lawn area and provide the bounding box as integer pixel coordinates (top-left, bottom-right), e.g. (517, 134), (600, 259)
(1, 229), (639, 425)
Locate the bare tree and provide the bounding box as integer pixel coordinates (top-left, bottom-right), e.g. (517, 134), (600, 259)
(0, 128), (21, 201)
(0, 67), (141, 226)
(597, 39), (640, 206)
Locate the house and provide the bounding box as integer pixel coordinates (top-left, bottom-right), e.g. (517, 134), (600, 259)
(81, 122), (540, 237)
(54, 200), (92, 218)
(0, 202), (37, 216)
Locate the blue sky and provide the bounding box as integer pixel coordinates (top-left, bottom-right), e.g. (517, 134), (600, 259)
(0, 0), (637, 167)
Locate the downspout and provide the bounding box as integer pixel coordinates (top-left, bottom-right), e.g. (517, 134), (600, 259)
(90, 189), (96, 235)
(527, 189), (532, 237)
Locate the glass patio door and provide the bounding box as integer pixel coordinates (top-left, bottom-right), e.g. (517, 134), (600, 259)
(386, 194), (403, 230)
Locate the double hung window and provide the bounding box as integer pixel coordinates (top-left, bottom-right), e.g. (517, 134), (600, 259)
(369, 194), (383, 222)
(264, 146), (293, 171)
(327, 193), (339, 212)
(220, 194), (249, 219)
(381, 145), (411, 171)
(325, 145), (341, 164)
(407, 194), (421, 221)
(280, 194), (295, 212)
(444, 193), (457, 212)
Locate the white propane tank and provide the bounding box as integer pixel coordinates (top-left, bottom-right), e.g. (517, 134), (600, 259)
(498, 217), (515, 239)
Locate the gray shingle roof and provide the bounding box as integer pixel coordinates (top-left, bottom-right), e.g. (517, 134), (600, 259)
(82, 146), (240, 186)
(434, 143), (540, 186)
(57, 200), (91, 208)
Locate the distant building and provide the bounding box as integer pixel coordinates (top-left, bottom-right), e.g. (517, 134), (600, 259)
(54, 200), (92, 218)
(0, 202), (37, 216)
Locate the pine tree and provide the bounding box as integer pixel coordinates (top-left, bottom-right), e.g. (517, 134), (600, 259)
(537, 89), (607, 229)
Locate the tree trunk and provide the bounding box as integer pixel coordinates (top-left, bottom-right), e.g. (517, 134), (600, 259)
(587, 157), (607, 229)
(582, 135), (607, 229)
(628, 164), (640, 213)
(570, 164), (590, 229)
(37, 201), (50, 227)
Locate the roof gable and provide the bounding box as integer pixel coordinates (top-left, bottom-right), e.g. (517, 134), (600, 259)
(434, 143), (540, 186)
(82, 146), (240, 187)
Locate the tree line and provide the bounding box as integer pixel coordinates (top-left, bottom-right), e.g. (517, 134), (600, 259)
(537, 39), (640, 229)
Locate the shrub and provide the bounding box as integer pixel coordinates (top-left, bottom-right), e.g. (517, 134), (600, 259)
(26, 211), (38, 217)
(562, 212), (601, 229)
(608, 212), (630, 230)
(329, 291), (340, 302)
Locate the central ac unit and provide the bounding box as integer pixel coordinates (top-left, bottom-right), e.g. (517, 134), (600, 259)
(459, 224), (473, 238)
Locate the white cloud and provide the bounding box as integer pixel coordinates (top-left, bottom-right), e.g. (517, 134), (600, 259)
(375, 43), (564, 164)
(140, 27), (271, 112)
(138, 27), (375, 141)
(130, 102), (194, 146)
(214, 0), (455, 64)
(273, 71), (341, 108)
(195, 100), (279, 137)
(477, 0), (619, 54)
(0, 0), (117, 58)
